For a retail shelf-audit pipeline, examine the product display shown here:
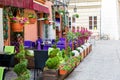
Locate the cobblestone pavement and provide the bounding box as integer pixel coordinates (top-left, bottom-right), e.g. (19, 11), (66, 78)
(65, 40), (120, 80)
(5, 40), (120, 80)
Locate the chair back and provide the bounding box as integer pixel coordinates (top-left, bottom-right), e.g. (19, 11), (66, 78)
(24, 41), (33, 48)
(34, 50), (48, 71)
(4, 46), (15, 54)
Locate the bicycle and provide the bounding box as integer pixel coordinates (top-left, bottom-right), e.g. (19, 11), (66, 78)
(100, 34), (110, 40)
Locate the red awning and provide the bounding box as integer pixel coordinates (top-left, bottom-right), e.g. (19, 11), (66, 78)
(0, 0), (49, 13)
(2, 0), (33, 9)
(0, 0), (4, 5)
(33, 2), (49, 14)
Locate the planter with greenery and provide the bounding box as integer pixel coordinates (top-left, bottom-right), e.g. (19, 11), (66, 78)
(43, 47), (61, 79)
(59, 65), (71, 75)
(72, 14), (79, 18)
(8, 7), (27, 32)
(44, 18), (49, 24)
(28, 13), (36, 24)
(66, 31), (77, 50)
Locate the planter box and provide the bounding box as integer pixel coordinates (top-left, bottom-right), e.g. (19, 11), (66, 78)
(89, 44), (92, 53)
(86, 47), (89, 55)
(80, 52), (84, 61)
(83, 50), (85, 58)
(43, 69), (59, 80)
(88, 46), (90, 54)
(43, 76), (58, 80)
(26, 56), (34, 69)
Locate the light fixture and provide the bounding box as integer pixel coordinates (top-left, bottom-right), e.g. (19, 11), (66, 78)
(74, 0), (77, 12)
(74, 6), (77, 13)
(65, 10), (69, 16)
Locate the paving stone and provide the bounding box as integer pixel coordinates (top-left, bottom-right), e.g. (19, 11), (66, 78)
(65, 40), (120, 80)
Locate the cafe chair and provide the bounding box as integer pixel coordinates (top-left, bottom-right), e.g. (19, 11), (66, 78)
(34, 50), (48, 80)
(0, 67), (5, 80)
(0, 46), (15, 69)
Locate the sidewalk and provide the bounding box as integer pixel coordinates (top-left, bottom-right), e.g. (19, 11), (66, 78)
(5, 40), (120, 80)
(65, 40), (120, 80)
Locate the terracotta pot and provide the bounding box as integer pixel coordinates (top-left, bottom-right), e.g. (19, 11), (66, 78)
(29, 18), (36, 24)
(59, 70), (67, 75)
(11, 23), (23, 32)
(44, 20), (49, 24)
(35, 0), (45, 4)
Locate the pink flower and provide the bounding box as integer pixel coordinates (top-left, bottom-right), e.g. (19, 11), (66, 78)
(11, 17), (28, 25)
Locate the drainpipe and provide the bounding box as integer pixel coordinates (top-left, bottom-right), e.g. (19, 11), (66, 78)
(0, 8), (3, 52)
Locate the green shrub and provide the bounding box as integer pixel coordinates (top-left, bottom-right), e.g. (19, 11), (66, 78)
(14, 44), (31, 80)
(45, 56), (60, 69)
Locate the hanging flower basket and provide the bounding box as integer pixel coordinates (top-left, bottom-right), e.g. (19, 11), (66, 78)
(44, 19), (49, 24)
(11, 23), (24, 32)
(29, 18), (36, 24)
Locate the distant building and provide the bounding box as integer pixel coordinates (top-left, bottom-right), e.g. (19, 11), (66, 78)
(68, 0), (120, 40)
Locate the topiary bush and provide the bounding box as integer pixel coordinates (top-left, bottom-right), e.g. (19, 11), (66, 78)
(14, 44), (31, 80)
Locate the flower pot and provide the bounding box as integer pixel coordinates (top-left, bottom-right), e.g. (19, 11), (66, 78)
(29, 18), (36, 24)
(11, 23), (23, 32)
(35, 0), (45, 4)
(59, 70), (67, 75)
(44, 20), (49, 24)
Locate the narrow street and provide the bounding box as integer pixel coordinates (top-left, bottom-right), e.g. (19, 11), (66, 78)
(5, 40), (120, 80)
(65, 40), (120, 80)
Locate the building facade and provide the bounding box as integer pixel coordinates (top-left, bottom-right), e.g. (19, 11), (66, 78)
(68, 0), (120, 40)
(68, 0), (101, 35)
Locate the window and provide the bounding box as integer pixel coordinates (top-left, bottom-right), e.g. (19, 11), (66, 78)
(89, 16), (92, 30)
(94, 16), (97, 30)
(89, 16), (97, 30)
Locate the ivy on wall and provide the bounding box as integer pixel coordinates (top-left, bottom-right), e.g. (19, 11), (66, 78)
(3, 7), (8, 40)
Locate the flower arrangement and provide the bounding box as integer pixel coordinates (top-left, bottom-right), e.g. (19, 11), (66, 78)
(11, 16), (28, 25)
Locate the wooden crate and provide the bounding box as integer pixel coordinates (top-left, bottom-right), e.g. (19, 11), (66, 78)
(43, 75), (58, 80)
(43, 69), (59, 80)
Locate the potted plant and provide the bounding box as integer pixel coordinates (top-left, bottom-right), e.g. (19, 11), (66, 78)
(11, 17), (28, 32)
(73, 14), (79, 18)
(43, 13), (49, 24)
(28, 13), (37, 24)
(46, 48), (60, 69)
(44, 18), (49, 24)
(43, 48), (61, 79)
(13, 44), (31, 80)
(59, 65), (71, 75)
(66, 31), (77, 50)
(58, 9), (65, 15)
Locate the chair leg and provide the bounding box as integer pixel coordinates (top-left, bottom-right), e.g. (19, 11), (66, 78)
(3, 69), (7, 80)
(34, 69), (35, 80)
(37, 69), (39, 76)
